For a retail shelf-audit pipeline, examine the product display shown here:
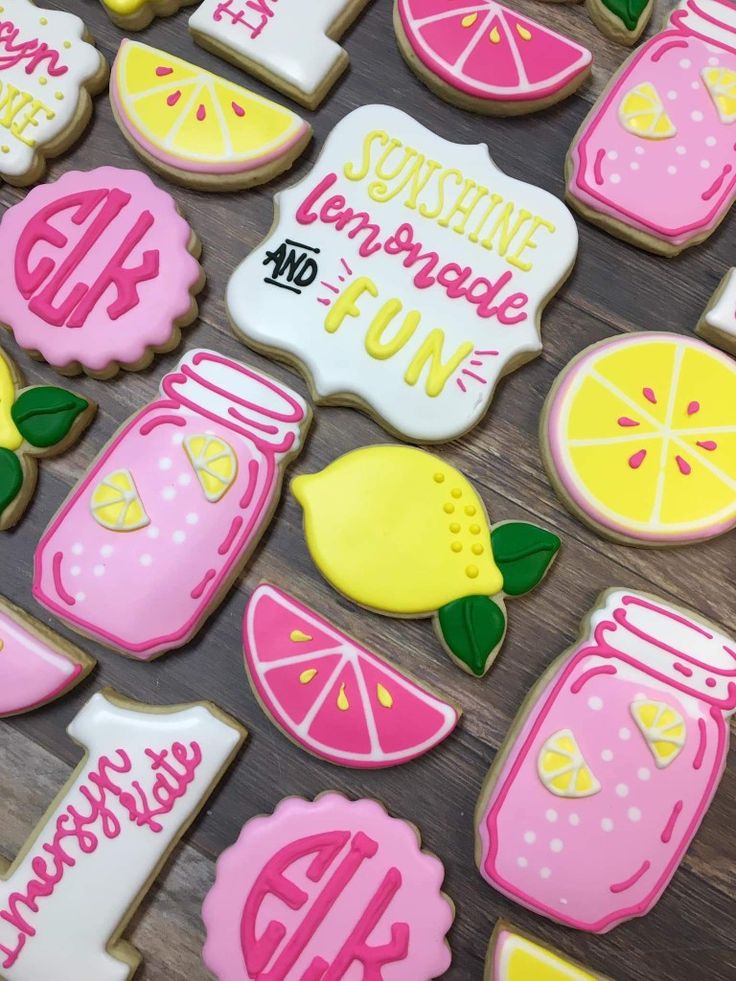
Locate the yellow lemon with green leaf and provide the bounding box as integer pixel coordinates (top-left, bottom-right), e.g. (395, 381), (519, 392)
(292, 445), (560, 676)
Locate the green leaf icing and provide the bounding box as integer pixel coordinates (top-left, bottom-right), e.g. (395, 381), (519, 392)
(599, 0), (650, 32)
(437, 595), (507, 676)
(11, 388), (89, 449)
(0, 447), (23, 518)
(492, 522), (561, 597)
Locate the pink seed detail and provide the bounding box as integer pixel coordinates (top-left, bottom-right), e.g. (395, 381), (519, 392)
(232, 101), (245, 117)
(197, 103), (206, 121)
(696, 440), (717, 451)
(675, 455), (692, 475)
(628, 449), (647, 470)
(642, 387), (657, 404)
(618, 417), (639, 428)
(166, 90), (181, 106)
(687, 400), (700, 415)
(156, 66), (173, 76)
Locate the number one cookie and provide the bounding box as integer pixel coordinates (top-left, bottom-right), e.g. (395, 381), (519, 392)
(0, 689), (245, 979)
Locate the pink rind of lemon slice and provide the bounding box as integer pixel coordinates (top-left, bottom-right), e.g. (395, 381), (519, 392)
(397, 0), (592, 108)
(244, 584), (460, 768)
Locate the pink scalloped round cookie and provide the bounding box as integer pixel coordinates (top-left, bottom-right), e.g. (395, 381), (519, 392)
(0, 166), (204, 378)
(202, 793), (454, 980)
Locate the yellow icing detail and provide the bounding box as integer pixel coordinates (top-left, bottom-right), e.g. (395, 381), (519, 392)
(184, 435), (238, 503)
(290, 629), (312, 642)
(376, 683), (393, 708)
(291, 445), (503, 615)
(631, 700), (686, 768)
(0, 355), (22, 451)
(554, 337), (736, 538)
(516, 23), (532, 41)
(403, 330), (475, 397)
(461, 12), (478, 27)
(494, 927), (600, 981)
(337, 683), (349, 711)
(702, 67), (736, 123)
(364, 301), (421, 359)
(537, 729), (601, 798)
(90, 470), (150, 532)
(113, 40), (306, 167)
(489, 25), (501, 43)
(103, 0), (152, 12)
(299, 668), (317, 684)
(0, 84), (54, 148)
(619, 83), (677, 139)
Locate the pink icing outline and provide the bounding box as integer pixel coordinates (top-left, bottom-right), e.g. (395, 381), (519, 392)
(110, 40), (309, 177)
(397, 0), (591, 104)
(545, 332), (736, 543)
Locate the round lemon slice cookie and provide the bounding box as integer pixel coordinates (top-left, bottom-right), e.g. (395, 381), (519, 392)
(110, 39), (311, 190)
(542, 333), (736, 546)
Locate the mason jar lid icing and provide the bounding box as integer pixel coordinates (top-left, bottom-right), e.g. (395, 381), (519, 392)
(162, 349), (308, 453)
(671, 0), (736, 51)
(591, 590), (736, 709)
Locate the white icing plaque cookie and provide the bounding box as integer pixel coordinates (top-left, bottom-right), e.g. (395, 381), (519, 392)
(0, 688), (245, 980)
(228, 105), (578, 443)
(697, 268), (736, 356)
(189, 0), (371, 109)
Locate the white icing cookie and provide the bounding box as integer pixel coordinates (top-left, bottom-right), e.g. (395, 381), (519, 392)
(0, 0), (107, 186)
(697, 268), (736, 356)
(227, 104), (578, 444)
(189, 0), (371, 109)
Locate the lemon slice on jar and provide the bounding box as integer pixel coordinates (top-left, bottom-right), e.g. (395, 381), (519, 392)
(90, 469), (149, 531)
(702, 67), (736, 123)
(631, 700), (686, 768)
(537, 728), (601, 798)
(184, 434), (237, 503)
(618, 83), (676, 139)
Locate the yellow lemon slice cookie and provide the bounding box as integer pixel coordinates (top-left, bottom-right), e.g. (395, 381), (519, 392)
(184, 435), (237, 502)
(542, 333), (736, 545)
(486, 923), (607, 980)
(618, 82), (676, 138)
(110, 40), (311, 190)
(90, 470), (149, 531)
(631, 699), (686, 768)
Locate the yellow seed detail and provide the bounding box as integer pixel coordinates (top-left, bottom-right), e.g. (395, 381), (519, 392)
(337, 683), (350, 711)
(489, 25), (501, 43)
(290, 629), (312, 642)
(461, 12), (478, 27)
(516, 23), (532, 41)
(377, 684), (393, 709)
(299, 668), (317, 684)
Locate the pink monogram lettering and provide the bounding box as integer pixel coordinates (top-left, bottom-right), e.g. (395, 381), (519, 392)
(14, 187), (160, 330)
(213, 0), (278, 38)
(0, 20), (68, 76)
(239, 830), (409, 978)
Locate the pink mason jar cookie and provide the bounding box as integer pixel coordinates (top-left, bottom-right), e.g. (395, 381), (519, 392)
(567, 0), (736, 254)
(33, 349), (309, 659)
(476, 590), (736, 932)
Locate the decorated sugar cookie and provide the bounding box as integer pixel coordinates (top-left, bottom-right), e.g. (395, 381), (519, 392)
(292, 446), (560, 677)
(110, 40), (311, 192)
(244, 583), (460, 767)
(0, 167), (204, 378)
(584, 0), (654, 45)
(394, 0), (592, 115)
(0, 688), (245, 978)
(541, 333), (736, 546)
(485, 921), (611, 980)
(476, 589), (736, 933)
(189, 0), (371, 109)
(567, 0), (736, 256)
(202, 792), (454, 980)
(34, 349), (310, 660)
(0, 1), (107, 186)
(697, 268), (736, 355)
(0, 347), (95, 531)
(100, 0), (197, 31)
(228, 104), (578, 443)
(0, 595), (94, 718)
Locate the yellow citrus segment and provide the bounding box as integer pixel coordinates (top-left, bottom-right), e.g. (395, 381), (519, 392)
(184, 435), (237, 503)
(702, 67), (736, 123)
(619, 82), (677, 139)
(90, 470), (149, 531)
(495, 928), (600, 981)
(114, 40), (306, 167)
(537, 728), (601, 798)
(0, 355), (21, 452)
(631, 700), (686, 768)
(551, 336), (736, 541)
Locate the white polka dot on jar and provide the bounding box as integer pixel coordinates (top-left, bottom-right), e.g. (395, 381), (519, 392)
(569, 813), (580, 826)
(705, 136), (717, 147)
(638, 767), (651, 781)
(185, 512), (199, 525)
(679, 58), (691, 68)
(588, 695), (603, 710)
(634, 146), (645, 155)
(524, 831), (536, 844)
(139, 553), (153, 567)
(178, 472), (192, 486)
(601, 818), (614, 832)
(147, 526), (160, 539)
(619, 727), (631, 741)
(607, 150), (618, 161)
(172, 432), (185, 445)
(601, 749), (614, 762)
(100, 545), (114, 558)
(691, 110), (704, 122)
(676, 145), (687, 155)
(93, 565), (105, 577)
(667, 90), (677, 100)
(691, 80), (700, 90)
(75, 592), (86, 602)
(708, 56), (719, 65)
(545, 809), (558, 823)
(667, 165), (678, 175)
(540, 867), (551, 879)
(158, 457), (172, 471)
(628, 807), (642, 823)
(70, 565), (81, 577)
(162, 487), (176, 502)
(72, 543), (84, 556)
(172, 530), (186, 544)
(517, 856), (528, 868)
(630, 162), (640, 171)
(701, 159), (711, 169)
(550, 839), (563, 853)
(610, 174), (621, 184)
(615, 783), (629, 798)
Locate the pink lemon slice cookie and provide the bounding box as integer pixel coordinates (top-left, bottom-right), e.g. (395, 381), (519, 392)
(485, 921), (611, 979)
(0, 596), (94, 717)
(244, 583), (459, 767)
(110, 40), (311, 191)
(395, 0), (592, 114)
(202, 793), (454, 980)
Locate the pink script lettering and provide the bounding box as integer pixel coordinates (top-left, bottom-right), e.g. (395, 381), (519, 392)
(212, 0), (279, 38)
(0, 21), (68, 77)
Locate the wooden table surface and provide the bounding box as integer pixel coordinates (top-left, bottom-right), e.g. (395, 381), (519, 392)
(1, 0), (734, 978)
